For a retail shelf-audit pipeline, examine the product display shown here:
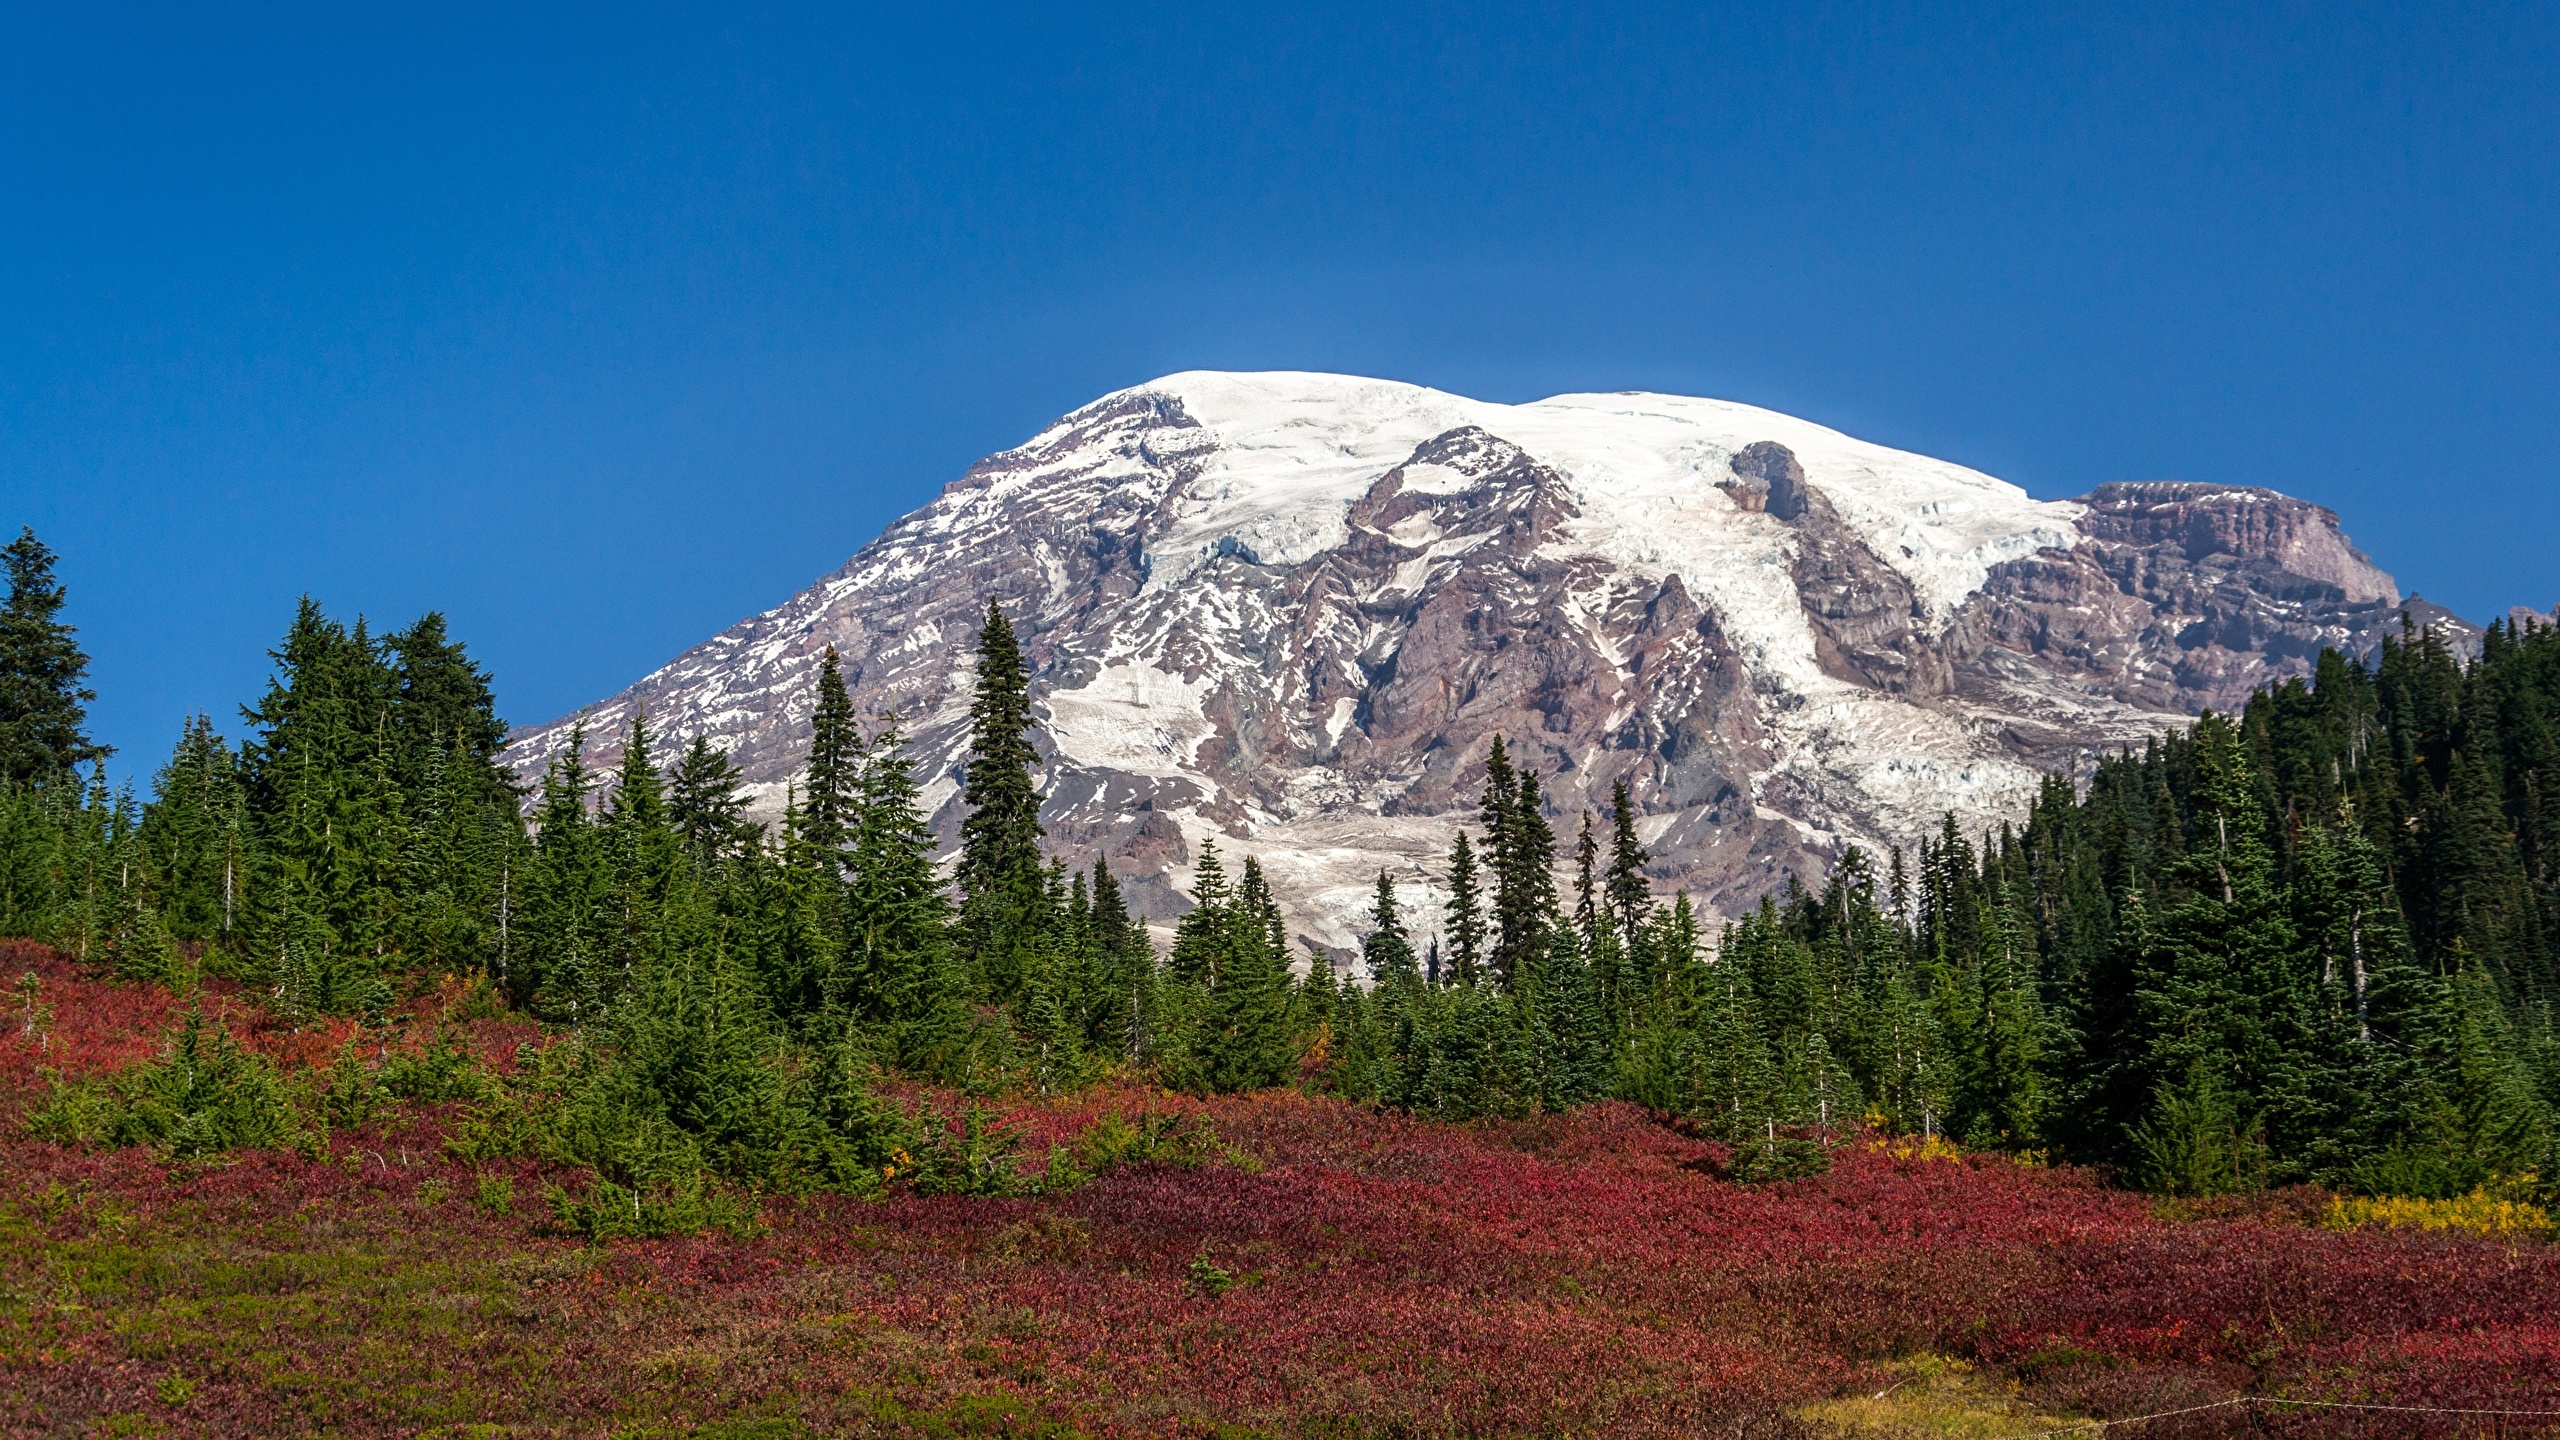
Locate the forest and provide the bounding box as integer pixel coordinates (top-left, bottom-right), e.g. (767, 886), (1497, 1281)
(3, 522), (2556, 1216)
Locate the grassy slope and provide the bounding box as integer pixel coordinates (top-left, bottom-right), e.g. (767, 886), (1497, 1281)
(3, 948), (2557, 1439)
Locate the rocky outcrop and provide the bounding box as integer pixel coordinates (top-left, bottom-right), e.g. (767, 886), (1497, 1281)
(2075, 483), (2397, 603)
(502, 372), (2456, 956)
(1950, 483), (2413, 714)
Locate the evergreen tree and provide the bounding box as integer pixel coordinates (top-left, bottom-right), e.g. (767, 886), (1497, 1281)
(1361, 869), (1419, 985)
(1528, 924), (1609, 1109)
(1573, 812), (1603, 955)
(138, 715), (250, 944)
(2120, 716), (2299, 1177)
(846, 714), (964, 1070)
(1200, 856), (1294, 1092)
(602, 710), (683, 994)
(1445, 831), (1485, 987)
(518, 724), (612, 1021)
(1485, 743), (1558, 989)
(1086, 857), (1155, 1061)
(385, 611), (512, 808)
(1606, 780), (1653, 952)
(956, 603), (1046, 1004)
(802, 647), (860, 863)
(0, 528), (107, 783)
(1169, 838), (1231, 988)
(233, 603), (409, 1017)
(668, 735), (750, 862)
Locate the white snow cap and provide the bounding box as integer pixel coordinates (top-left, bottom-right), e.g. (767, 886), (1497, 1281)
(1119, 370), (2082, 622)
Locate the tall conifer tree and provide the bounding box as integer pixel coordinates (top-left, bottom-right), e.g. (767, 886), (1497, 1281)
(1362, 870), (1419, 986)
(0, 528), (106, 783)
(803, 647), (861, 863)
(957, 603), (1046, 1002)
(1445, 831), (1485, 987)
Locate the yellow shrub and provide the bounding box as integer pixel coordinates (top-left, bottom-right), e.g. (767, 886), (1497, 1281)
(1866, 1134), (1965, 1164)
(2323, 1184), (2552, 1239)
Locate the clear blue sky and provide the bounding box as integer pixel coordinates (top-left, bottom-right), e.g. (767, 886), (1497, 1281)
(6, 2), (2555, 779)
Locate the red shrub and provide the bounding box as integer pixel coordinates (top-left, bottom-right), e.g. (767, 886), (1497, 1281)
(3, 969), (2556, 1437)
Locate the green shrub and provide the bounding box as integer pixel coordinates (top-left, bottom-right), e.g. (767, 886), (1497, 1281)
(546, 1170), (762, 1241)
(26, 1069), (118, 1147)
(1187, 1250), (1237, 1298)
(1073, 1108), (1221, 1174)
(378, 1027), (491, 1103)
(317, 1038), (382, 1129)
(903, 1101), (1030, 1197)
(445, 978), (914, 1237)
(30, 1003), (297, 1158)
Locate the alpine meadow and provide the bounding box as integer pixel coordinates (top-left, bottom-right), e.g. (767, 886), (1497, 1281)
(5, 503), (2560, 1436)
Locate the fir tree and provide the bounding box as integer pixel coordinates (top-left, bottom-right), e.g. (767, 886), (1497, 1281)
(519, 724), (612, 1021)
(1484, 742), (1558, 989)
(802, 646), (860, 863)
(1361, 869), (1419, 986)
(0, 528), (107, 783)
(1169, 837), (1232, 988)
(385, 611), (512, 807)
(1445, 831), (1485, 987)
(956, 603), (1046, 1003)
(1606, 780), (1653, 951)
(138, 715), (250, 944)
(846, 714), (964, 1070)
(1573, 812), (1603, 955)
(668, 735), (750, 862)
(1200, 856), (1295, 1092)
(1529, 925), (1609, 1110)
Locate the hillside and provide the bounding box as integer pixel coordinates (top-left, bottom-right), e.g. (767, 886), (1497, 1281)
(6, 944), (2555, 1439)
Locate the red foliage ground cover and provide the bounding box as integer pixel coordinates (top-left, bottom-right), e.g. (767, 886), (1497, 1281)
(0, 939), (538, 1084)
(3, 948), (2557, 1438)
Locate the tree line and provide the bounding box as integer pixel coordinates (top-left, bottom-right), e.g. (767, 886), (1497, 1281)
(4, 523), (2555, 1199)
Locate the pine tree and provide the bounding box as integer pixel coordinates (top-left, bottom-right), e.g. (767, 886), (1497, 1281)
(0, 528), (107, 784)
(803, 647), (860, 863)
(231, 602), (411, 1017)
(1200, 856), (1295, 1092)
(519, 724), (613, 1021)
(1169, 837), (1231, 988)
(668, 735), (750, 862)
(1692, 937), (1776, 1139)
(1606, 780), (1653, 951)
(1528, 925), (1609, 1110)
(956, 603), (1046, 1003)
(603, 711), (684, 999)
(1445, 831), (1485, 987)
(2115, 716), (2300, 1181)
(1486, 744), (1558, 989)
(1574, 812), (1603, 954)
(1087, 857), (1155, 1060)
(402, 734), (514, 975)
(138, 715), (250, 945)
(385, 611), (512, 808)
(1361, 869), (1419, 986)
(846, 714), (964, 1071)
(1480, 737), (1520, 984)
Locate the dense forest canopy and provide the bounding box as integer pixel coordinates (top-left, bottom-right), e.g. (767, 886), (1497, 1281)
(4, 526), (2556, 1206)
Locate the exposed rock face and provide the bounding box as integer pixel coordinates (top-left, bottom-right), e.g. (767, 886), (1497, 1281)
(1953, 483), (2407, 718)
(502, 372), (2444, 958)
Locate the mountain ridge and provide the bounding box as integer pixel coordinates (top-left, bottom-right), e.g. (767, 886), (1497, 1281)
(503, 371), (2455, 958)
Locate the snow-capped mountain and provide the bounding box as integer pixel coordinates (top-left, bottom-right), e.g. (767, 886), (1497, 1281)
(502, 372), (2417, 957)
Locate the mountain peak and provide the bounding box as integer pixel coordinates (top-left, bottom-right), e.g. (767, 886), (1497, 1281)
(505, 373), (2424, 956)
